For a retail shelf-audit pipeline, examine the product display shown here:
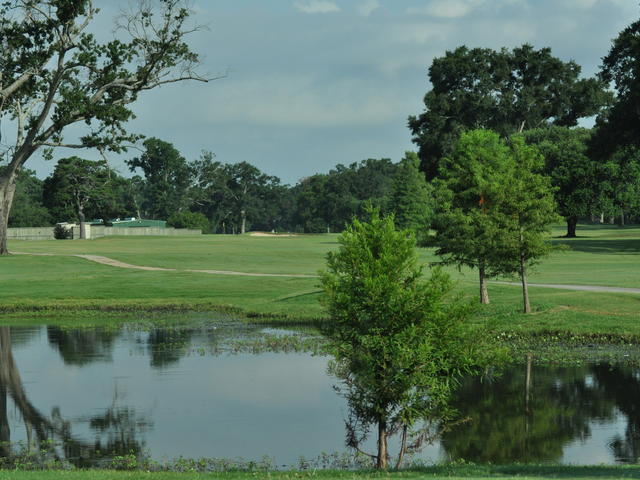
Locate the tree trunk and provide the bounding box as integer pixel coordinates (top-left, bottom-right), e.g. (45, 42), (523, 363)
(600, 212), (604, 223)
(0, 171), (18, 255)
(0, 384), (10, 457)
(565, 217), (577, 238)
(479, 264), (490, 304)
(621, 212), (625, 226)
(240, 210), (246, 235)
(520, 252), (531, 314)
(395, 425), (408, 470)
(78, 207), (86, 240)
(376, 419), (388, 469)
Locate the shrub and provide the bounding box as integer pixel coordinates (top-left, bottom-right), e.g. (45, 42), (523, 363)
(167, 211), (209, 232)
(53, 224), (72, 239)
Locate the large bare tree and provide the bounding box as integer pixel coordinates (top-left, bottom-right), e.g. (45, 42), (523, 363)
(0, 0), (217, 254)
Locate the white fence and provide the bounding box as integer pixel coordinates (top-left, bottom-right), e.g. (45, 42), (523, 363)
(7, 225), (202, 241)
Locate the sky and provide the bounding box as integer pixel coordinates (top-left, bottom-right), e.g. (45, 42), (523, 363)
(20, 0), (640, 185)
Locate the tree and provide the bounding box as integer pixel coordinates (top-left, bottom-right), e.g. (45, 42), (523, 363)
(43, 156), (113, 238)
(290, 159), (397, 233)
(409, 45), (609, 179)
(593, 17), (640, 159)
(389, 152), (433, 237)
(126, 138), (191, 220)
(523, 127), (599, 237)
(220, 162), (282, 234)
(320, 210), (499, 469)
(0, 0), (214, 254)
(4, 168), (52, 227)
(495, 137), (559, 313)
(432, 130), (514, 304)
(601, 147), (640, 225)
(167, 211), (209, 231)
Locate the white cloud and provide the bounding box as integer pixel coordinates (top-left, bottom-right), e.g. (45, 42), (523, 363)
(293, 0), (341, 14)
(356, 0), (381, 16)
(406, 0), (483, 19)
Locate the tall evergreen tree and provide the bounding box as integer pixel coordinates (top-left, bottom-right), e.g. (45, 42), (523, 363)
(390, 152), (433, 237)
(432, 130), (513, 304)
(495, 137), (560, 313)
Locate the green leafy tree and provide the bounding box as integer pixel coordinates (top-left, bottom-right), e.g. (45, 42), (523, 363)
(320, 210), (500, 469)
(167, 211), (209, 232)
(523, 127), (599, 237)
(409, 45), (609, 179)
(0, 0), (213, 254)
(389, 152), (433, 237)
(291, 159), (397, 233)
(126, 138), (191, 220)
(220, 161), (283, 234)
(494, 137), (559, 313)
(593, 17), (640, 159)
(599, 147), (640, 226)
(432, 130), (514, 304)
(4, 168), (52, 227)
(43, 157), (113, 239)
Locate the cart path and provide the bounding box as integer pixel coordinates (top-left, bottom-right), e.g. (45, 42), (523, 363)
(490, 281), (640, 294)
(11, 251), (317, 278)
(11, 251), (640, 289)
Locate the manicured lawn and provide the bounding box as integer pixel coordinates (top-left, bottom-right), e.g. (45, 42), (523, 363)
(3, 224), (640, 333)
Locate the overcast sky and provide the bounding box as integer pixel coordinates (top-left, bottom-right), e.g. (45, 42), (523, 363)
(24, 0), (639, 184)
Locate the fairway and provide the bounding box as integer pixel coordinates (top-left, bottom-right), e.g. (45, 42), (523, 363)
(3, 224), (640, 333)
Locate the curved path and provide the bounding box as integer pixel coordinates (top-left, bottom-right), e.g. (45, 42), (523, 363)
(11, 251), (640, 291)
(11, 251), (317, 278)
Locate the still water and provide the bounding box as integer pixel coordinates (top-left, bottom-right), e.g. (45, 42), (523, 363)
(1, 321), (639, 466)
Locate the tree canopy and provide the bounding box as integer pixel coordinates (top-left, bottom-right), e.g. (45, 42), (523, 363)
(409, 44), (609, 179)
(0, 0), (212, 253)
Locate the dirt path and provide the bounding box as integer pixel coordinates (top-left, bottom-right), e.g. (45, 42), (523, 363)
(11, 251), (640, 290)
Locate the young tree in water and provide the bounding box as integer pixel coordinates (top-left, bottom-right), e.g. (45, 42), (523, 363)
(0, 0), (216, 254)
(320, 210), (500, 469)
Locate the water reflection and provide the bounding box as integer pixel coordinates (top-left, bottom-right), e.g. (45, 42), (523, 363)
(0, 326), (149, 466)
(440, 360), (640, 464)
(1, 322), (640, 467)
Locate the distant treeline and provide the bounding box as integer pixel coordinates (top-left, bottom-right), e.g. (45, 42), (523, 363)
(7, 138), (419, 234)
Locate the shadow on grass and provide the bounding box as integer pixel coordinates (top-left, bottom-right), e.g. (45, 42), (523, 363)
(552, 238), (640, 254)
(413, 464), (640, 478)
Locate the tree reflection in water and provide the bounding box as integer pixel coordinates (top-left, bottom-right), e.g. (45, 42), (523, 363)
(440, 361), (624, 463)
(0, 326), (150, 466)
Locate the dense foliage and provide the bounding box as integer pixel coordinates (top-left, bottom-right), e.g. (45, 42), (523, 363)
(320, 211), (501, 469)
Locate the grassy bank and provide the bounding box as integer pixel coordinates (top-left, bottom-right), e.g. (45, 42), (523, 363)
(4, 464), (640, 479)
(3, 225), (639, 333)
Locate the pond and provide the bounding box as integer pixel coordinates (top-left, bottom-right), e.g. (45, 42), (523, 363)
(1, 321), (639, 467)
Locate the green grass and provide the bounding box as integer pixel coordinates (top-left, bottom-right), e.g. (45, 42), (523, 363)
(5, 464), (640, 479)
(3, 224), (640, 333)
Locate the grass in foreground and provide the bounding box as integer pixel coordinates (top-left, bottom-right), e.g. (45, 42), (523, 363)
(4, 464), (640, 479)
(2, 224), (639, 334)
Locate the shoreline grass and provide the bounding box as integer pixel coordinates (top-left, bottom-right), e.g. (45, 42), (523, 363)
(4, 464), (640, 479)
